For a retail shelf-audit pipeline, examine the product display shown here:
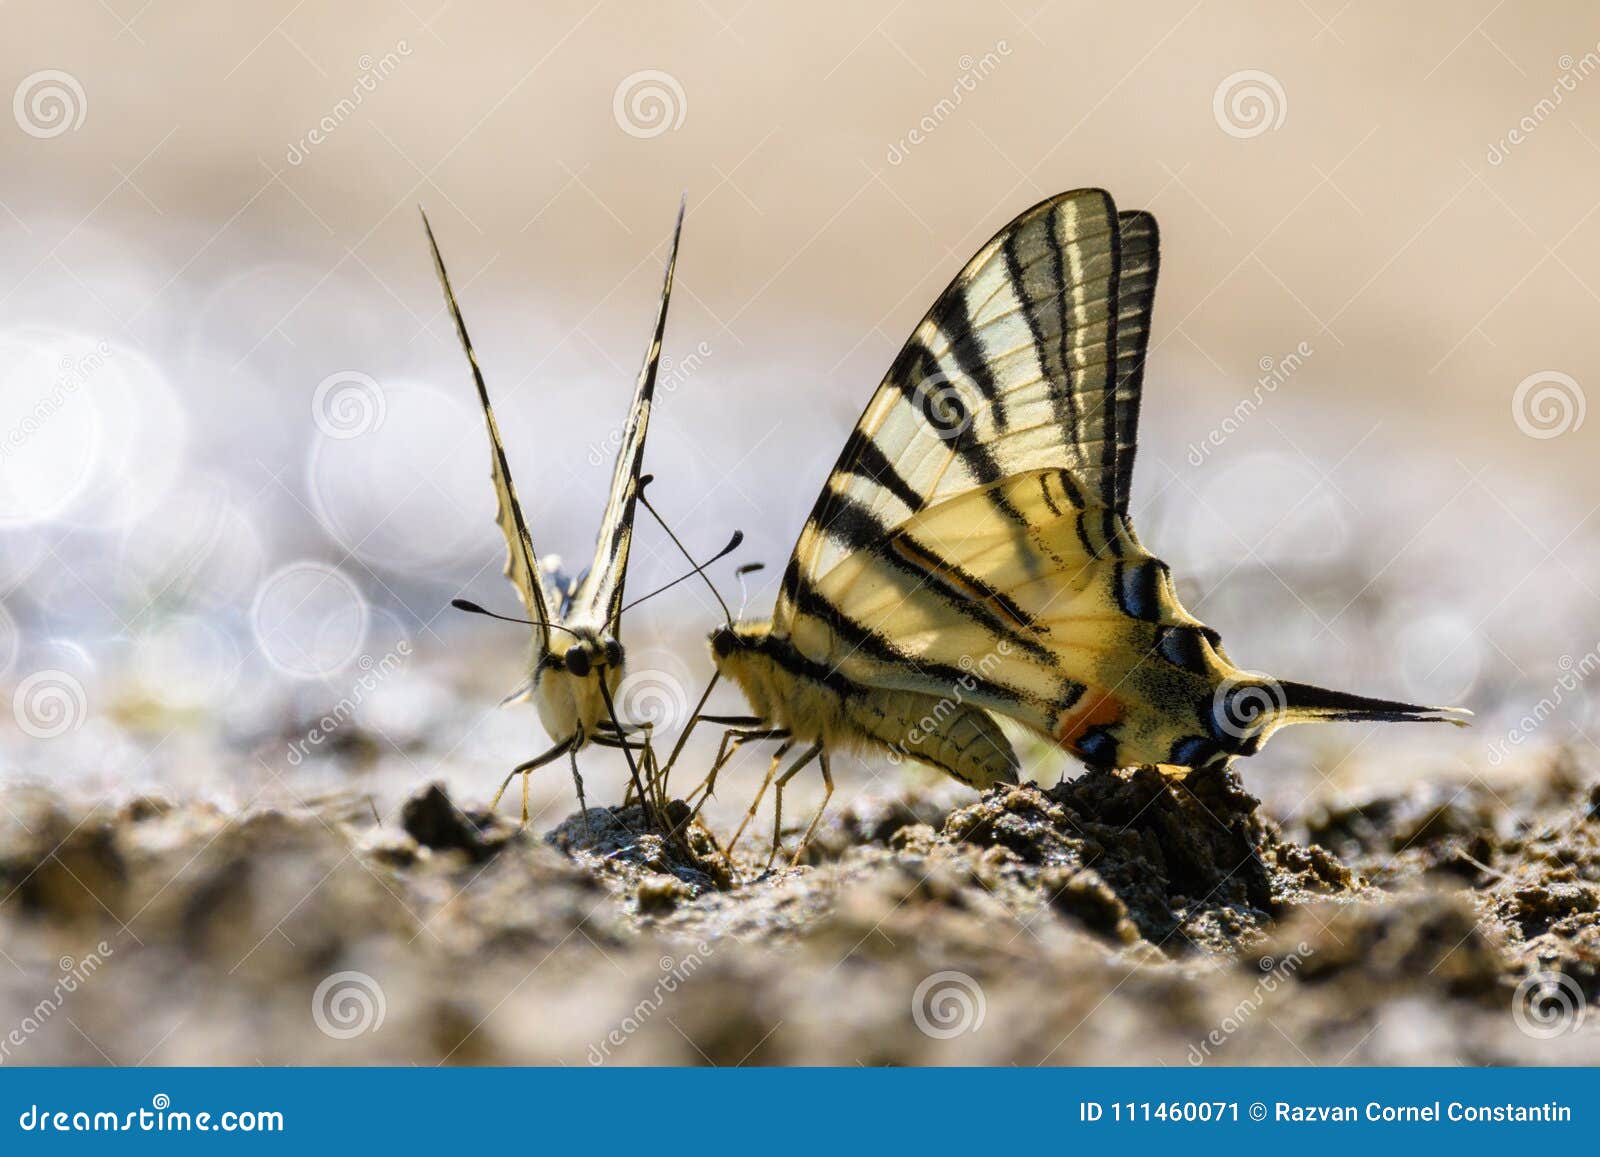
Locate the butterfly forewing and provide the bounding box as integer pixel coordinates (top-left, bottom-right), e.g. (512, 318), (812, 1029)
(422, 210), (558, 655)
(570, 200), (686, 631)
(775, 190), (1124, 637)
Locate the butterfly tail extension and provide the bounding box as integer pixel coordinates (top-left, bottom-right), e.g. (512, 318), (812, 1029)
(1274, 679), (1472, 727)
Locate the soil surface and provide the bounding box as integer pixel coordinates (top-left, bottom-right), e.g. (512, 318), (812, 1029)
(2, 748), (1598, 1066)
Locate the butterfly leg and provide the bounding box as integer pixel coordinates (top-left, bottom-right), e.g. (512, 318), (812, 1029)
(568, 747), (591, 837)
(488, 736), (576, 818)
(596, 679), (663, 831)
(687, 727), (789, 819)
(727, 740), (792, 860)
(789, 750), (834, 867)
(766, 742), (823, 870)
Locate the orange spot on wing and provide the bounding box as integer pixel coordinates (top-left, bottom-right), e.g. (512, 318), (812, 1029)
(1055, 690), (1125, 745)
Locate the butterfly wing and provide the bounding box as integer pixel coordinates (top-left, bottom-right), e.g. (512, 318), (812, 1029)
(570, 200), (685, 632)
(1111, 210), (1158, 521)
(803, 466), (1231, 768)
(774, 188), (1122, 634)
(770, 191), (1225, 768)
(422, 210), (559, 655)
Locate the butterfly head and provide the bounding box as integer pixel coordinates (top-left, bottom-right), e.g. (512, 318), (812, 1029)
(707, 620), (781, 722)
(552, 627), (624, 680)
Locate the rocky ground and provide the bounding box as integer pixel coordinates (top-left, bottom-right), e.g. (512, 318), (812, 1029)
(1, 750), (1597, 1066)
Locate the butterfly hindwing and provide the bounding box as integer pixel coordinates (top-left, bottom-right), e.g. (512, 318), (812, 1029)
(422, 210), (558, 656)
(1112, 210), (1158, 520)
(570, 200), (686, 630)
(800, 465), (1227, 757)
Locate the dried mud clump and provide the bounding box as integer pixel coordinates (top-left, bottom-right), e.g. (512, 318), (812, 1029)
(938, 768), (1353, 951)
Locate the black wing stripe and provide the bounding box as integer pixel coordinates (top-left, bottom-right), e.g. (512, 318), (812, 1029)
(841, 429), (926, 515)
(889, 532), (1042, 633)
(790, 582), (1033, 711)
(937, 292), (1006, 430)
(899, 342), (1026, 525)
(804, 494), (1057, 667)
(1113, 210), (1159, 518)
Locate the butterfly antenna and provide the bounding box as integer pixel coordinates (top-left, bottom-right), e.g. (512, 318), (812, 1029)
(607, 530), (744, 627)
(635, 475), (735, 621)
(734, 562), (764, 620)
(450, 598), (581, 638)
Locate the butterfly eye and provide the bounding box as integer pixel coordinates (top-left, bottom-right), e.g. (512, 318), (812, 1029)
(710, 626), (736, 659)
(603, 640), (622, 668)
(564, 645), (591, 678)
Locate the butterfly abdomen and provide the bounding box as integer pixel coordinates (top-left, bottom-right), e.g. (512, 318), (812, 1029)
(850, 690), (1018, 788)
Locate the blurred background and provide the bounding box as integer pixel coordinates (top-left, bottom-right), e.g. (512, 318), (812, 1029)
(2, 0), (1597, 831)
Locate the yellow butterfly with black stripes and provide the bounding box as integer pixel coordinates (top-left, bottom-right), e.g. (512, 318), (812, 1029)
(423, 202), (693, 826)
(696, 188), (1467, 862)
